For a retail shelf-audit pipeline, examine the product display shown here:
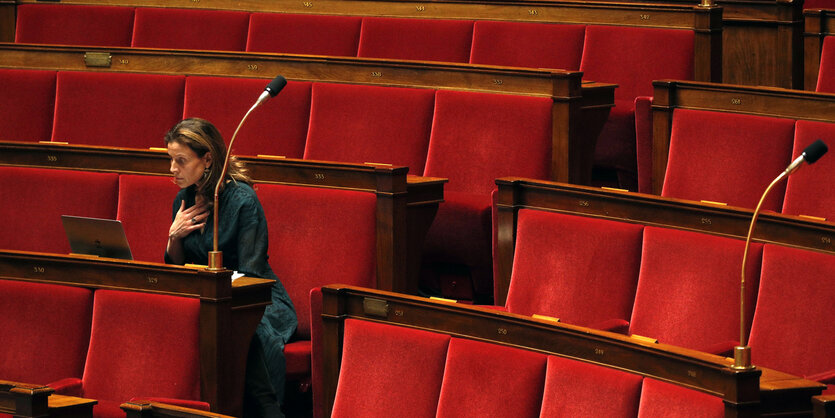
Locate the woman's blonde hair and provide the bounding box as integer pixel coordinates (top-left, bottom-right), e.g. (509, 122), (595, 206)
(164, 118), (251, 200)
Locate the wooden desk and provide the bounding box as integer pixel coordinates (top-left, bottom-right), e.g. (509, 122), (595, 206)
(1, 380), (96, 418)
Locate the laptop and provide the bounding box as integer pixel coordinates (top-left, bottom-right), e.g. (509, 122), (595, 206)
(61, 215), (133, 260)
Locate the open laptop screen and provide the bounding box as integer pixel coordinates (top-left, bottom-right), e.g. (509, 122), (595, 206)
(61, 215), (133, 260)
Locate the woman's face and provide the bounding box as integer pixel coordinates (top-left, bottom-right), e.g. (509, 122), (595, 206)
(168, 141), (211, 189)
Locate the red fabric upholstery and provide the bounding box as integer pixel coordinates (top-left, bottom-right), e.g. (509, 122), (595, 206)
(0, 69), (56, 142)
(304, 83), (435, 173)
(507, 210), (644, 328)
(662, 109), (795, 209)
(749, 244), (835, 379)
(184, 76), (311, 158)
(469, 21), (585, 70)
(332, 319), (449, 417)
(52, 71), (184, 149)
(541, 355), (642, 417)
(0, 167), (119, 253)
(637, 378), (725, 418)
(15, 4), (134, 47)
(131, 8), (249, 51)
(782, 120), (835, 220)
(82, 290), (202, 408)
(805, 0), (835, 8)
(629, 227), (762, 351)
(247, 13), (362, 56)
(284, 341), (311, 379)
(117, 174), (180, 263)
(309, 288), (326, 418)
(634, 96), (653, 194)
(436, 338), (546, 418)
(358, 17), (474, 63)
(817, 36), (835, 93)
(0, 280), (93, 385)
(581, 25), (693, 189)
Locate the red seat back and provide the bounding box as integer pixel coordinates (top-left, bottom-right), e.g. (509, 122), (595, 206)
(358, 17), (474, 63)
(304, 83), (435, 173)
(184, 76), (311, 159)
(662, 109), (795, 209)
(117, 174), (181, 263)
(0, 69), (56, 142)
(470, 21), (585, 70)
(82, 290), (201, 403)
(507, 210), (643, 327)
(131, 8), (249, 51)
(817, 36), (835, 93)
(541, 355), (643, 417)
(15, 4), (134, 47)
(0, 280), (93, 385)
(247, 13), (362, 56)
(0, 167), (119, 253)
(781, 120), (835, 221)
(52, 71), (184, 149)
(637, 378), (725, 418)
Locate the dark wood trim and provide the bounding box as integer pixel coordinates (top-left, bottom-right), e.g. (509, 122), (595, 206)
(493, 177), (835, 305)
(804, 9), (835, 91)
(650, 80), (835, 194)
(121, 400), (235, 418)
(318, 284), (825, 418)
(0, 1), (14, 43)
(813, 395), (835, 418)
(0, 380), (96, 418)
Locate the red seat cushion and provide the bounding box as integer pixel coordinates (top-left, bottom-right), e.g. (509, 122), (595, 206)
(332, 319), (449, 417)
(0, 69), (56, 142)
(637, 378), (725, 418)
(0, 280), (93, 385)
(284, 340), (311, 379)
(817, 36), (835, 93)
(781, 120), (835, 221)
(15, 4), (134, 47)
(541, 355), (643, 417)
(184, 76), (311, 159)
(507, 210), (643, 327)
(52, 71), (184, 149)
(662, 109), (795, 210)
(304, 83), (435, 173)
(436, 338), (546, 418)
(0, 167), (119, 253)
(470, 21), (585, 70)
(247, 13), (362, 56)
(131, 8), (249, 51)
(749, 244), (835, 379)
(629, 227), (762, 351)
(117, 174), (181, 263)
(358, 17), (474, 63)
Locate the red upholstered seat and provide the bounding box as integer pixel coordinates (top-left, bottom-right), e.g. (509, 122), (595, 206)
(0, 69), (56, 142)
(629, 227), (762, 353)
(422, 90), (552, 302)
(52, 71), (184, 149)
(637, 378), (725, 418)
(303, 83), (435, 173)
(184, 76), (311, 159)
(0, 280), (93, 385)
(469, 21), (585, 70)
(257, 184), (377, 384)
(661, 109), (795, 210)
(506, 210), (643, 329)
(131, 8), (249, 51)
(357, 17), (474, 63)
(580, 25), (694, 190)
(782, 120), (835, 221)
(436, 338), (546, 417)
(117, 174), (180, 263)
(15, 4), (134, 47)
(749, 244), (835, 383)
(0, 167), (119, 254)
(540, 356), (643, 417)
(817, 36), (835, 93)
(74, 290), (204, 417)
(247, 13), (362, 56)
(332, 319), (449, 417)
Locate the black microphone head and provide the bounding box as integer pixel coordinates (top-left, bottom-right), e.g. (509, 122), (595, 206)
(802, 139), (828, 164)
(264, 75), (287, 97)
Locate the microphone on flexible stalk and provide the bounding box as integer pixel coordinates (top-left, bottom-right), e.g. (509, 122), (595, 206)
(207, 75), (287, 271)
(732, 139), (828, 370)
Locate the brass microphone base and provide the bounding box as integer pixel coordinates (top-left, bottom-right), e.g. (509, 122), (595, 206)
(732, 345), (755, 370)
(207, 251), (224, 271)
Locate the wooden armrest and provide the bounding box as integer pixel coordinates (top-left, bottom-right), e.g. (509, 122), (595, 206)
(813, 395), (835, 418)
(122, 400), (230, 418)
